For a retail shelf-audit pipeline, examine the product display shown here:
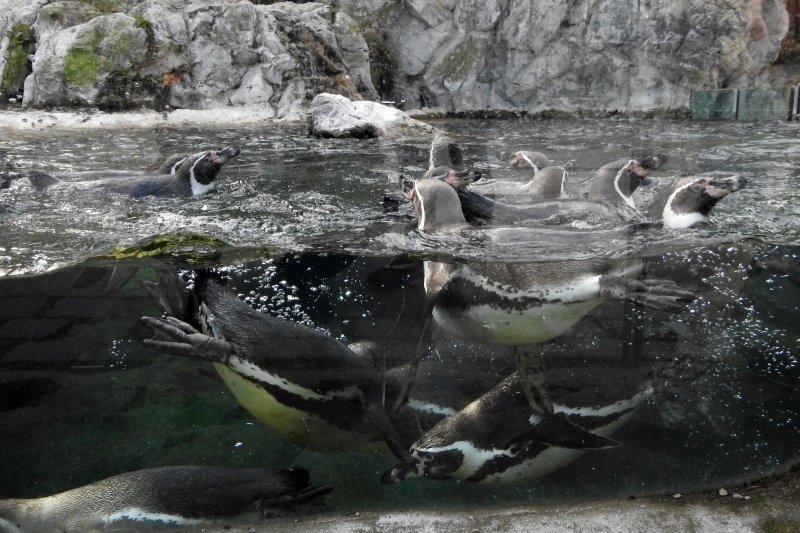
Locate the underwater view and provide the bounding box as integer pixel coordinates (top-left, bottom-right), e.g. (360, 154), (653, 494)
(0, 118), (799, 528)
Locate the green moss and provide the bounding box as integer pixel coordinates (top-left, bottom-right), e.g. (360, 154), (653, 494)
(2, 23), (36, 97)
(64, 48), (101, 85)
(133, 15), (152, 29)
(437, 36), (481, 82)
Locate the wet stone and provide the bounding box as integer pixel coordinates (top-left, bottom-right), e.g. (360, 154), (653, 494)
(0, 317), (69, 341)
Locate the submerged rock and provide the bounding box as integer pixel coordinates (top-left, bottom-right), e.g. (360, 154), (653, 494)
(307, 92), (433, 137)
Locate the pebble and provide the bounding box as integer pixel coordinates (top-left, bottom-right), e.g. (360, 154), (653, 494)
(673, 493), (682, 499)
(719, 488), (728, 497)
(733, 493), (743, 499)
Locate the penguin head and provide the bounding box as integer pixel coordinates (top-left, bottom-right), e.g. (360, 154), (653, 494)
(381, 448), (464, 483)
(661, 174), (747, 228)
(177, 146), (241, 195)
(405, 179), (467, 232)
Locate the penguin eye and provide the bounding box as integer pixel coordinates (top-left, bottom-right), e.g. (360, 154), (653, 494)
(690, 184), (704, 193)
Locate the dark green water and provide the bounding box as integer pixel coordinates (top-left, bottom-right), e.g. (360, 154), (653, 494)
(0, 118), (798, 520)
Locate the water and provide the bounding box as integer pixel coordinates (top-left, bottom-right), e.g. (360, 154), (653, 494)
(0, 118), (798, 522)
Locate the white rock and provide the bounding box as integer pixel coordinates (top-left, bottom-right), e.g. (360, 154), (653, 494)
(307, 92), (433, 138)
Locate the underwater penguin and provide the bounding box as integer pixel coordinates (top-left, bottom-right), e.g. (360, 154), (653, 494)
(0, 465), (330, 532)
(407, 180), (694, 346)
(647, 174), (747, 228)
(141, 273), (415, 464)
(588, 154), (668, 208)
(383, 371), (653, 484)
(403, 179), (693, 448)
(27, 146), (240, 197)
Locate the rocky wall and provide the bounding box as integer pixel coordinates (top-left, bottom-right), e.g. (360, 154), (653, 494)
(0, 0), (796, 116)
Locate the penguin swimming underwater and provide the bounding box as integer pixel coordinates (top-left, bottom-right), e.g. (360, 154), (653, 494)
(647, 174), (747, 229)
(0, 465), (330, 532)
(403, 179), (693, 450)
(141, 273), (416, 464)
(383, 369), (654, 484)
(27, 146), (240, 198)
(407, 180), (693, 345)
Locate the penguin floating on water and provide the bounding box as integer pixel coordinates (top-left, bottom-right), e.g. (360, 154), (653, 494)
(0, 465), (330, 532)
(27, 146), (240, 198)
(647, 174), (747, 229)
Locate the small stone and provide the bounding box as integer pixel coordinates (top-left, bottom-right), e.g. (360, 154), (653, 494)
(673, 493), (682, 499)
(733, 493), (743, 499)
(354, 512), (360, 517)
(719, 488), (728, 496)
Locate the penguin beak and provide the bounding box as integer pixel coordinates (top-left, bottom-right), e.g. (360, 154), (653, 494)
(442, 169), (482, 189)
(215, 146), (241, 165)
(399, 176), (415, 198)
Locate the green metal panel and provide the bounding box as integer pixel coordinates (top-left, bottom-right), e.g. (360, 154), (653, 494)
(690, 89), (738, 120)
(737, 88), (792, 121)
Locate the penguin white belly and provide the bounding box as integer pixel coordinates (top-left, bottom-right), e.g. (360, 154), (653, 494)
(214, 362), (387, 453)
(433, 273), (607, 345)
(434, 298), (605, 345)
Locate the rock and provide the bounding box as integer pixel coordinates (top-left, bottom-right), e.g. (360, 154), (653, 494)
(23, 13), (149, 107)
(307, 92), (434, 138)
(2, 0), (795, 115)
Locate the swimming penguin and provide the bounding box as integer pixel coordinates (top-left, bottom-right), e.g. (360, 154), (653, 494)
(404, 179), (693, 445)
(467, 165), (570, 200)
(27, 146), (240, 197)
(510, 150), (551, 173)
(588, 154), (667, 208)
(383, 371), (653, 484)
(646, 174), (747, 228)
(0, 465), (331, 532)
(423, 169), (620, 227)
(407, 180), (693, 346)
(141, 273), (415, 464)
(425, 131), (465, 176)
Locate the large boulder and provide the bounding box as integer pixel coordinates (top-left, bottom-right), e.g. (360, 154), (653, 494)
(23, 13), (149, 107)
(307, 92), (433, 138)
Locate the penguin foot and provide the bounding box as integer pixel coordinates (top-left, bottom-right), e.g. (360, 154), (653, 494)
(257, 485), (333, 516)
(599, 275), (695, 312)
(141, 315), (235, 362)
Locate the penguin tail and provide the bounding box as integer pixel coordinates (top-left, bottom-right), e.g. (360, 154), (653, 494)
(516, 413), (620, 450)
(27, 171), (61, 190)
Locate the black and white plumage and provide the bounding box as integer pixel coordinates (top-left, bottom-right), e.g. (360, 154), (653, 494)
(647, 174), (747, 228)
(384, 371), (653, 483)
(27, 146), (240, 197)
(0, 466), (330, 532)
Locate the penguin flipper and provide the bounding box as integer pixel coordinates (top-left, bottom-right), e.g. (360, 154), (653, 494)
(511, 413), (620, 450)
(599, 275), (695, 312)
(141, 315), (234, 362)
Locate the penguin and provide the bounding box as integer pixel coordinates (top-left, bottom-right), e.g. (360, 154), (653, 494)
(383, 371), (653, 484)
(646, 174), (747, 229)
(588, 154), (668, 208)
(0, 465), (330, 532)
(510, 150), (551, 173)
(403, 179), (693, 449)
(467, 164), (570, 200)
(406, 179), (694, 347)
(141, 273), (416, 464)
(425, 131), (465, 176)
(422, 169), (621, 227)
(27, 146), (240, 198)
